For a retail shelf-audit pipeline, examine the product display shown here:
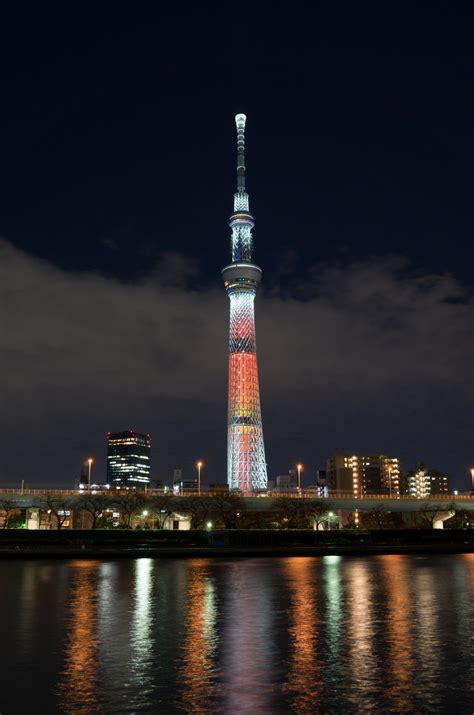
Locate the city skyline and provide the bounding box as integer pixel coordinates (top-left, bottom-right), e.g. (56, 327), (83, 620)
(0, 4), (472, 490)
(1, 6), (473, 715)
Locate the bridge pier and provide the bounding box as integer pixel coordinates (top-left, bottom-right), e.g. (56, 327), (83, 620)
(433, 511), (455, 529)
(26, 508), (40, 530)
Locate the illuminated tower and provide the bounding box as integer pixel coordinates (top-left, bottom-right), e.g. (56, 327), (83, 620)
(222, 114), (267, 491)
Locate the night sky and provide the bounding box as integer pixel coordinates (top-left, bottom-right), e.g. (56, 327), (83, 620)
(0, 2), (472, 489)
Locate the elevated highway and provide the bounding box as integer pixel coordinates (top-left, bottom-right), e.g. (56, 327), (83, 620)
(0, 488), (473, 513)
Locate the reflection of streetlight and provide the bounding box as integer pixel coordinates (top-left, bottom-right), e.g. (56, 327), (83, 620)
(297, 464), (303, 492)
(87, 458), (93, 489)
(197, 461), (203, 496)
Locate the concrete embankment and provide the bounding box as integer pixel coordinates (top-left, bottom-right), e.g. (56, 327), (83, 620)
(0, 528), (473, 558)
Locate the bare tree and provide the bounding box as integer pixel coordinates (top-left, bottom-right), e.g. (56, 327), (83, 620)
(0, 499), (19, 529)
(148, 495), (176, 529)
(43, 493), (74, 530)
(178, 496), (214, 529)
(112, 492), (148, 529)
(274, 498), (312, 529)
(360, 505), (392, 529)
(344, 512), (357, 529)
(238, 510), (273, 529)
(445, 508), (472, 529)
(77, 494), (111, 529)
(306, 500), (333, 530)
(208, 493), (243, 529)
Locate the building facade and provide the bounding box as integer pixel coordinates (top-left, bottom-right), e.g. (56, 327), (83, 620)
(223, 114), (267, 492)
(326, 452), (401, 497)
(272, 471), (298, 494)
(107, 431), (151, 487)
(404, 464), (450, 498)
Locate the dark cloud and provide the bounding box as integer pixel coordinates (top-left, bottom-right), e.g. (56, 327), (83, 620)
(1, 239), (472, 488)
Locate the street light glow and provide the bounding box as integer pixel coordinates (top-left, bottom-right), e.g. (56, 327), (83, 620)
(86, 457), (94, 490)
(196, 461), (203, 496)
(296, 463), (303, 492)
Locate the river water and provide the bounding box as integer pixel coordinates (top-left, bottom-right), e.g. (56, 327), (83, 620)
(0, 555), (473, 714)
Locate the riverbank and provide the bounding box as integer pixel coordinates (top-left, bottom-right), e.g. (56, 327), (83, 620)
(0, 528), (473, 558)
(1, 543), (474, 558)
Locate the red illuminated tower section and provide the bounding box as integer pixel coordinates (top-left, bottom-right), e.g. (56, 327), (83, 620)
(222, 114), (267, 491)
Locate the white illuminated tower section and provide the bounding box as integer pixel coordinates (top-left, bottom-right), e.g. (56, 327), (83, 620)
(222, 114), (267, 492)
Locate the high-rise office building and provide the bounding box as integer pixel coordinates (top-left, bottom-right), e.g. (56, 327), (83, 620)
(403, 464), (450, 498)
(223, 114), (267, 492)
(107, 430), (151, 487)
(326, 452), (401, 497)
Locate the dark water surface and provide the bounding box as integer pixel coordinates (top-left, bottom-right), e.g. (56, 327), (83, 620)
(0, 555), (473, 714)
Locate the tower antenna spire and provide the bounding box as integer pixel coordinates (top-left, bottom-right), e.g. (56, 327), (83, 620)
(235, 113), (247, 193)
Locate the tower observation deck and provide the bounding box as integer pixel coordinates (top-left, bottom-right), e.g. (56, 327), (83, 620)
(222, 114), (267, 492)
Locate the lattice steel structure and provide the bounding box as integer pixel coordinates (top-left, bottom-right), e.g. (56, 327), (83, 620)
(222, 114), (267, 492)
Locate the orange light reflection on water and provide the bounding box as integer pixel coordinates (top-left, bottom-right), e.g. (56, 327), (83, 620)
(379, 555), (413, 711)
(176, 559), (217, 713)
(281, 557), (321, 712)
(57, 561), (99, 715)
(346, 559), (380, 709)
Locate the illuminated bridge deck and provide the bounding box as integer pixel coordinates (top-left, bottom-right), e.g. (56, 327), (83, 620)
(0, 489), (473, 513)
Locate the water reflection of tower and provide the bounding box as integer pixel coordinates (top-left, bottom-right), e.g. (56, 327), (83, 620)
(219, 561), (275, 713)
(57, 561), (99, 714)
(281, 558), (321, 711)
(223, 114), (267, 492)
(176, 559), (218, 712)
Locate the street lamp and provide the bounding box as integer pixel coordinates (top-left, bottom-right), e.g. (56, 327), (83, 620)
(197, 461), (203, 496)
(297, 464), (303, 492)
(470, 468), (474, 493)
(87, 458), (94, 489)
